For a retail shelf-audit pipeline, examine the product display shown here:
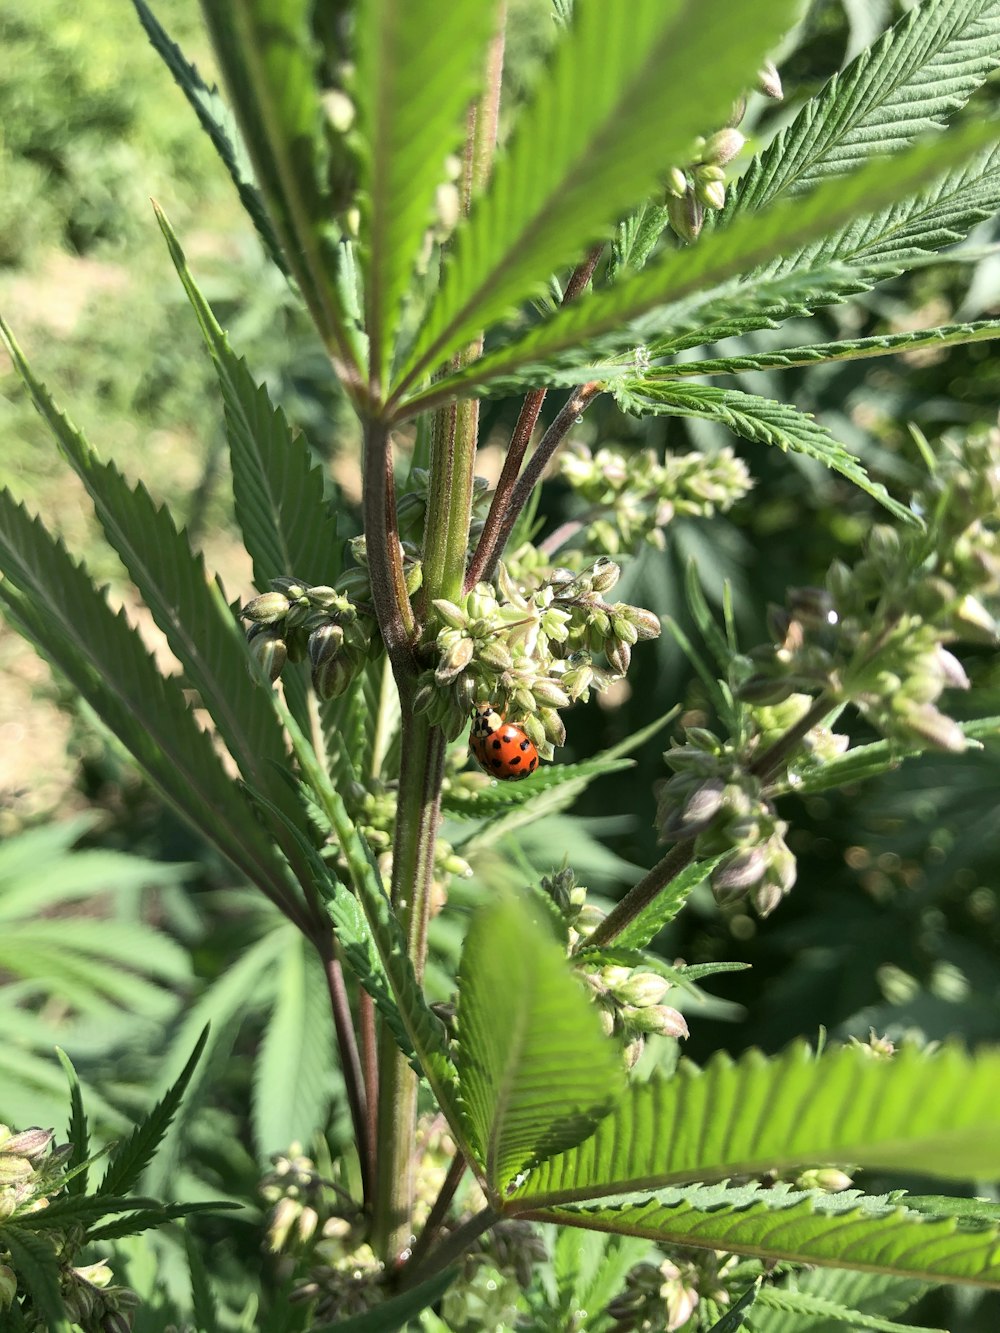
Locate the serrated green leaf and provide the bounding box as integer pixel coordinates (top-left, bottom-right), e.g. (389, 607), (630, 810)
(0, 489), (298, 911)
(0, 1226), (70, 1333)
(456, 892), (626, 1194)
(755, 1269), (930, 1333)
(391, 0), (801, 399)
(729, 0), (1000, 212)
(99, 1028), (209, 1197)
(198, 0), (360, 366)
(395, 119), (1000, 414)
(754, 1281), (941, 1333)
(130, 0), (287, 271)
(355, 0), (497, 385)
(608, 854), (727, 952)
(55, 1048), (88, 1198)
(252, 931), (335, 1161)
(666, 318), (1000, 377)
(531, 1182), (1000, 1289)
(614, 382), (911, 522)
(511, 1042), (1000, 1207)
(781, 715), (1000, 798)
(85, 1200), (240, 1245)
(155, 207), (339, 590)
(307, 1267), (458, 1333)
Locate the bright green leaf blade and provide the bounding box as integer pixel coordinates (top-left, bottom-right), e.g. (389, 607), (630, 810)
(0, 1226), (71, 1333)
(98, 1028), (209, 1197)
(531, 1182), (1000, 1289)
(613, 382), (912, 523)
(355, 0), (497, 385)
(198, 0), (359, 367)
(252, 931), (335, 1161)
(0, 492), (295, 908)
(511, 1042), (1000, 1207)
(55, 1049), (89, 1197)
(666, 319), (1000, 376)
(307, 1267), (458, 1333)
(392, 0), (801, 397)
(394, 119), (1000, 413)
(130, 0), (287, 271)
(729, 0), (1000, 211)
(155, 207), (339, 589)
(456, 892), (626, 1194)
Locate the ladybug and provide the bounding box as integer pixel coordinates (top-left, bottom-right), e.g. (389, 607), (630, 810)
(469, 703), (539, 781)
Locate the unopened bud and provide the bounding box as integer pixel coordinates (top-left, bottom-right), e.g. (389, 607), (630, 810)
(796, 1167), (853, 1193)
(432, 599), (467, 631)
(247, 626), (287, 683)
(590, 558), (621, 593)
(898, 701), (967, 753)
(532, 679), (571, 709)
(667, 190), (704, 242)
(0, 1265), (15, 1310)
(614, 972), (671, 1008)
(241, 592), (292, 625)
(703, 128), (746, 166)
(758, 59), (783, 100)
(627, 1004), (689, 1039)
(1, 1129), (53, 1160)
(435, 635), (474, 684)
(622, 606), (662, 641)
(713, 846), (767, 896)
(666, 166), (689, 198)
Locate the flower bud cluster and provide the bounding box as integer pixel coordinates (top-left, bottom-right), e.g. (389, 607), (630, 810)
(0, 1125), (138, 1330)
(654, 733), (797, 917)
(737, 429), (1000, 755)
(559, 442), (752, 554)
(241, 573), (380, 700)
(582, 964), (689, 1069)
(260, 1143), (380, 1322)
(419, 557), (661, 752)
(664, 61), (781, 243)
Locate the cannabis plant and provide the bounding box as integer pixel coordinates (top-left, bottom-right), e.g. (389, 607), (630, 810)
(5, 0), (1000, 1328)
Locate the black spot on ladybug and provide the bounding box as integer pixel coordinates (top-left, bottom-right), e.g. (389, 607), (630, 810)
(519, 739), (530, 751)
(528, 757), (538, 771)
(491, 738), (502, 750)
(490, 757), (502, 769)
(509, 755), (522, 766)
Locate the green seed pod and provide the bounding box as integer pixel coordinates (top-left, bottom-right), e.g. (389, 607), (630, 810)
(532, 678), (571, 709)
(666, 165), (689, 198)
(758, 59), (783, 100)
(626, 1003), (689, 1039)
(614, 972), (671, 1008)
(247, 626), (287, 683)
(590, 557), (621, 594)
(241, 591), (291, 625)
(713, 846), (767, 897)
(432, 598), (468, 631)
(308, 622), (344, 668)
(479, 638), (514, 672)
(703, 127), (746, 166)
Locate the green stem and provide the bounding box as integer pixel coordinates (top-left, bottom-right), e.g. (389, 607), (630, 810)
(363, 417), (417, 692)
(372, 713), (447, 1260)
(584, 840), (695, 948)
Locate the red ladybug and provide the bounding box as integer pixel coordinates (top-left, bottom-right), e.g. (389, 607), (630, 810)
(469, 703), (540, 781)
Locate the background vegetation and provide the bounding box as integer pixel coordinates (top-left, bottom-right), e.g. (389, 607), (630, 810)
(2, 0), (1000, 1328)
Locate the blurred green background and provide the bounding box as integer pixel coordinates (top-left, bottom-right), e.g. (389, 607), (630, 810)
(2, 0), (1000, 1327)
